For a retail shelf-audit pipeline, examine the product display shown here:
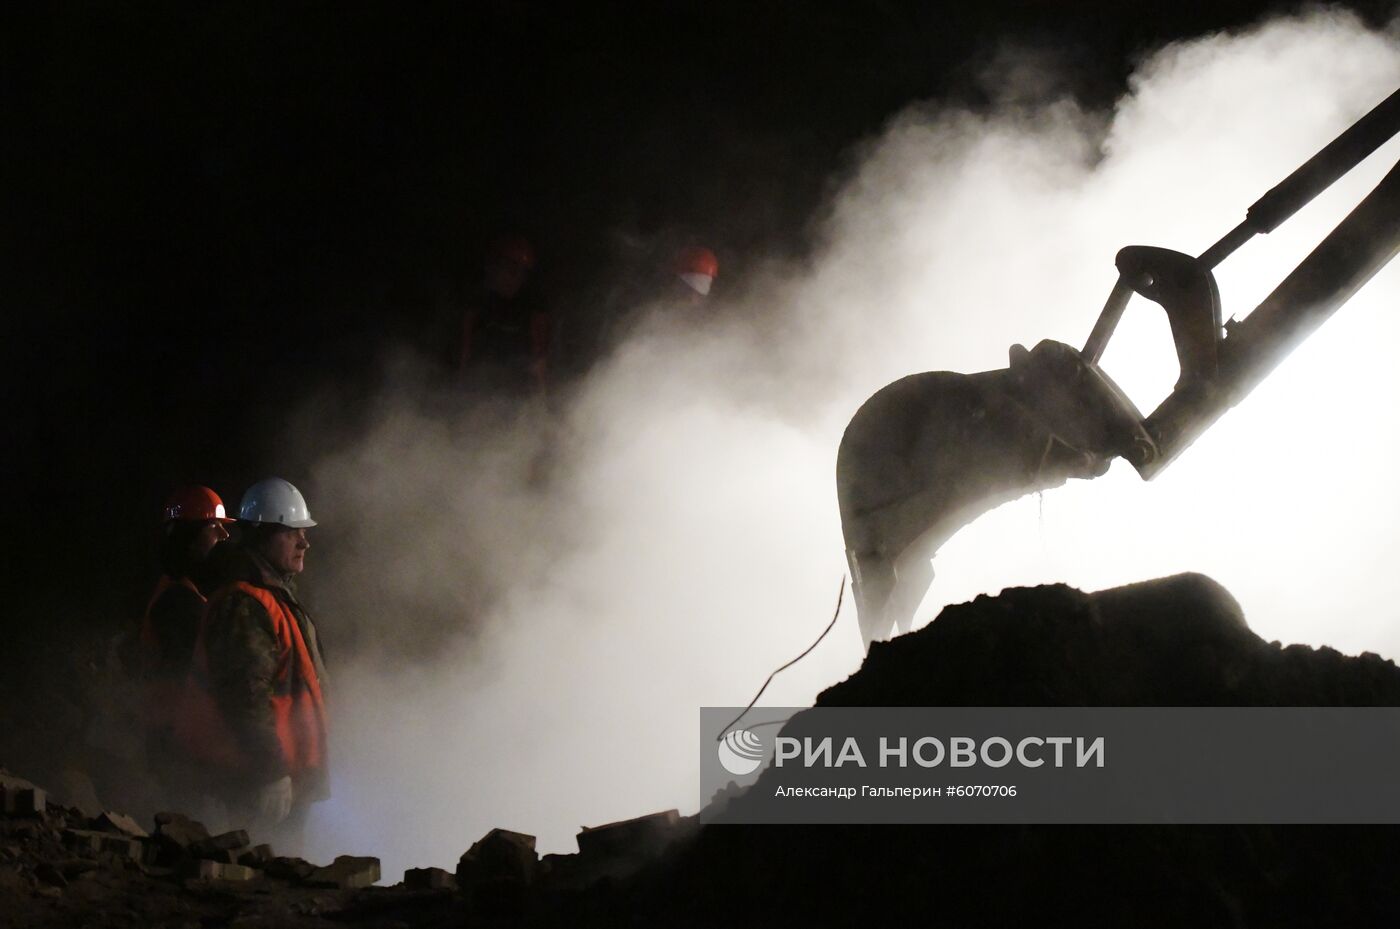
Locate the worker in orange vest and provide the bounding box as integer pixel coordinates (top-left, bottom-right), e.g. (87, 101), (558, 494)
(176, 477), (329, 849)
(137, 486), (234, 773)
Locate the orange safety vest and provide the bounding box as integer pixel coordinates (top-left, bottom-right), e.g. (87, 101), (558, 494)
(138, 575), (205, 730)
(175, 581), (329, 779)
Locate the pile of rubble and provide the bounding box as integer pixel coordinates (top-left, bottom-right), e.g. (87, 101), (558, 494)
(450, 810), (697, 920)
(1, 766), (696, 927)
(641, 574), (1400, 928)
(0, 771), (453, 928)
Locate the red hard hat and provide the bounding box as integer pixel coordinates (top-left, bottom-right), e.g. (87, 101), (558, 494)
(674, 246), (719, 278)
(488, 234), (537, 271)
(163, 485), (235, 523)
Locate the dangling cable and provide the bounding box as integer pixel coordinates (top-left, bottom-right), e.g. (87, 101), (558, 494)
(716, 576), (845, 741)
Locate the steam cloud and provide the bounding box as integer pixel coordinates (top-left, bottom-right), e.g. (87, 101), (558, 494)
(285, 11), (1400, 878)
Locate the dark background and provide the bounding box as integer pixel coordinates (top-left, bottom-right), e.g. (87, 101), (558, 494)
(4, 0), (1395, 739)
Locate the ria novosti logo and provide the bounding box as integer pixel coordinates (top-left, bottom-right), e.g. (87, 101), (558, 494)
(718, 728), (766, 776)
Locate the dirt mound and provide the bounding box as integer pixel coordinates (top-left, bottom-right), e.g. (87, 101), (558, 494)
(589, 575), (1400, 929)
(829, 573), (1400, 707)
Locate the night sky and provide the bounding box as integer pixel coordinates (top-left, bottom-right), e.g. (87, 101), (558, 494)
(7, 0), (1396, 668)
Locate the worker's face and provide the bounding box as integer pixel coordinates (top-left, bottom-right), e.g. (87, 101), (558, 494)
(192, 521), (231, 560)
(262, 526), (310, 575)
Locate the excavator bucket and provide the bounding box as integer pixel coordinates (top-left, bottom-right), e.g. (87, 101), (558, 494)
(838, 339), (1154, 649)
(836, 86), (1400, 652)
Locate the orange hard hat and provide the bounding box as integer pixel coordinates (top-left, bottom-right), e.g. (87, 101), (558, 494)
(163, 485), (235, 523)
(674, 245), (719, 278)
(488, 234), (537, 271)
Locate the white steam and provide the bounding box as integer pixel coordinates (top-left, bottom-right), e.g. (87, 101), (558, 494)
(294, 12), (1400, 879)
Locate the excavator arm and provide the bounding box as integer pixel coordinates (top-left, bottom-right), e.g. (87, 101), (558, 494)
(1088, 86), (1400, 479)
(840, 86), (1400, 649)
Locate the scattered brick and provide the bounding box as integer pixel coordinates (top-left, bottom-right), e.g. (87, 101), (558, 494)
(238, 843), (274, 868)
(264, 856), (316, 882)
(183, 859), (257, 882)
(153, 812), (210, 852)
(404, 866), (457, 890)
(306, 855), (381, 890)
(95, 811), (148, 838)
(1, 784), (46, 817)
(63, 829), (143, 862)
(576, 809), (680, 858)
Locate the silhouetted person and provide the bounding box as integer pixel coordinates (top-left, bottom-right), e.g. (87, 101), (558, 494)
(137, 485), (234, 802)
(452, 234), (554, 397)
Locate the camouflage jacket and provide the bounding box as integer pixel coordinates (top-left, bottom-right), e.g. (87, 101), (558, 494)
(202, 543), (329, 797)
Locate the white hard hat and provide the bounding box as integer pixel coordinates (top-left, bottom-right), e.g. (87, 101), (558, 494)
(238, 477), (318, 528)
(678, 271), (713, 296)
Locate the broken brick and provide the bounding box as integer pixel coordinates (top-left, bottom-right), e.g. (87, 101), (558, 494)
(184, 859), (257, 882)
(404, 866), (457, 890)
(2, 786), (47, 817)
(265, 856), (316, 882)
(457, 828), (539, 913)
(0, 773), (39, 797)
(576, 810), (680, 859)
(153, 812), (209, 852)
(306, 855), (381, 890)
(63, 829), (143, 862)
(190, 829), (249, 859)
(238, 844), (274, 868)
(458, 828), (538, 882)
(151, 812), (212, 865)
(104, 836), (144, 863)
(94, 811), (148, 838)
(62, 829), (104, 856)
